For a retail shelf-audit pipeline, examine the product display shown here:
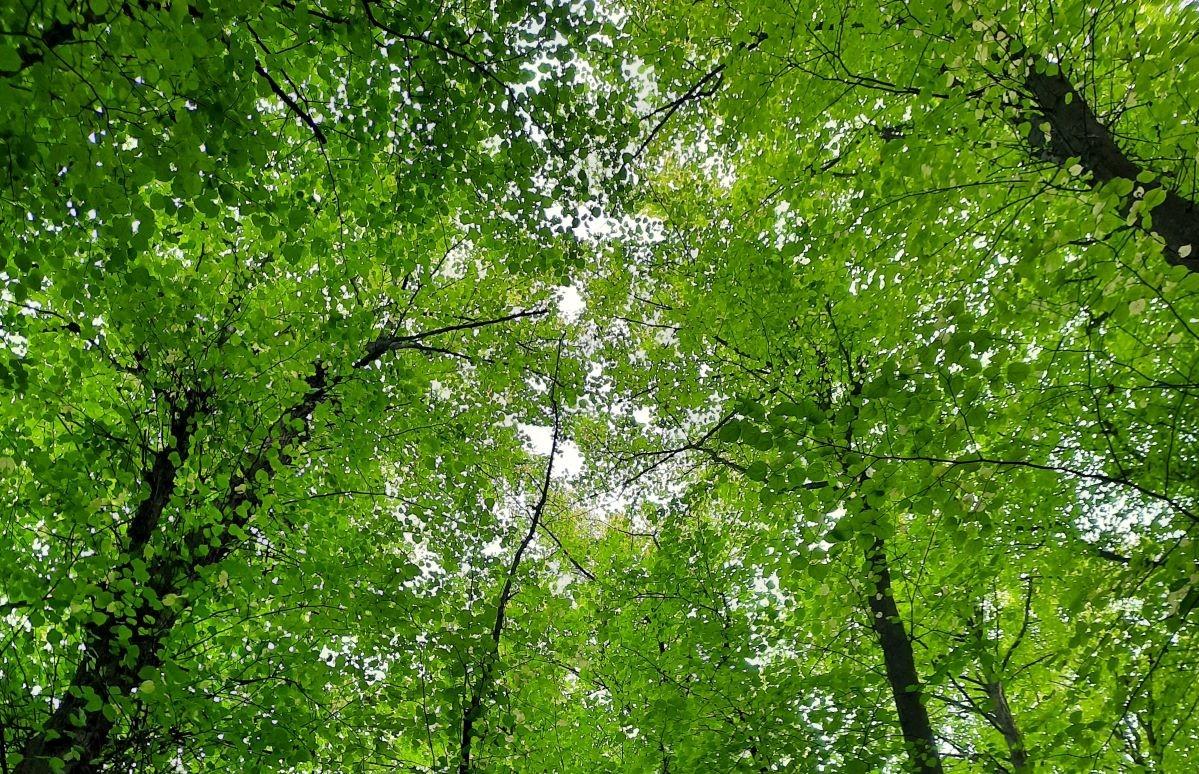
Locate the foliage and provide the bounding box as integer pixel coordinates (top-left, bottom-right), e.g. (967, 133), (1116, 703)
(2, 0), (1199, 772)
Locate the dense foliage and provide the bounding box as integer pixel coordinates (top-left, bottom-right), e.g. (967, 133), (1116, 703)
(1, 1), (1197, 771)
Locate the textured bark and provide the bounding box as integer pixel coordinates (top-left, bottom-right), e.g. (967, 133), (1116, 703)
(1023, 63), (1199, 273)
(865, 537), (944, 774)
(16, 605), (179, 773)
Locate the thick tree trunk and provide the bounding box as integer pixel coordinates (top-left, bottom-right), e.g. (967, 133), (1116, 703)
(1023, 63), (1199, 273)
(15, 390), (207, 773)
(16, 604), (179, 773)
(864, 537), (944, 774)
(14, 371), (329, 770)
(14, 312), (537, 771)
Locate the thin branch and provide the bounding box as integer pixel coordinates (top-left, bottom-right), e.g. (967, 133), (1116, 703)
(253, 59), (327, 144)
(631, 62), (726, 162)
(356, 308), (546, 369)
(457, 340), (563, 774)
(539, 521), (596, 581)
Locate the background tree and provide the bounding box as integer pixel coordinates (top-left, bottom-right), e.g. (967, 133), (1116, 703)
(0, 1), (628, 770)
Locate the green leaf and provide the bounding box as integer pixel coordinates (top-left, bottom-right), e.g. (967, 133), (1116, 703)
(745, 461), (769, 481)
(0, 45), (21, 72)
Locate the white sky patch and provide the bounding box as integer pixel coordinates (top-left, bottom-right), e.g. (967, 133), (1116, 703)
(519, 423), (584, 479)
(555, 284), (586, 322)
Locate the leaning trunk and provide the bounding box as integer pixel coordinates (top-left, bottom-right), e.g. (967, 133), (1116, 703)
(1020, 58), (1199, 272)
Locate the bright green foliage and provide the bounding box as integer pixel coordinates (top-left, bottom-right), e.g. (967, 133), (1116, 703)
(2, 0), (1199, 772)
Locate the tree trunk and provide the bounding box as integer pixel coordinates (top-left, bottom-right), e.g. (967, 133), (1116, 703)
(1022, 62), (1199, 273)
(865, 537), (944, 774)
(14, 313), (537, 771)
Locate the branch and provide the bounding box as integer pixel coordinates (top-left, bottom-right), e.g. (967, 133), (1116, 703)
(458, 341), (563, 773)
(360, 0), (522, 109)
(817, 442), (1197, 524)
(0, 7), (108, 78)
(1000, 577), (1036, 673)
(253, 60), (327, 144)
(355, 308), (545, 368)
(539, 521), (595, 581)
(627, 32), (768, 165)
(493, 342), (561, 642)
(621, 409), (740, 487)
(1013, 48), (1199, 271)
(630, 62), (726, 162)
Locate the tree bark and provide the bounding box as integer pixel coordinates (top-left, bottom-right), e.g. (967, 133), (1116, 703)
(985, 680), (1029, 773)
(865, 537), (944, 774)
(457, 368), (559, 773)
(15, 389), (207, 773)
(1022, 62), (1199, 273)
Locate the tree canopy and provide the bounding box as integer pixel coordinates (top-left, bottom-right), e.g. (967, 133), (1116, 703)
(2, 0), (1198, 771)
